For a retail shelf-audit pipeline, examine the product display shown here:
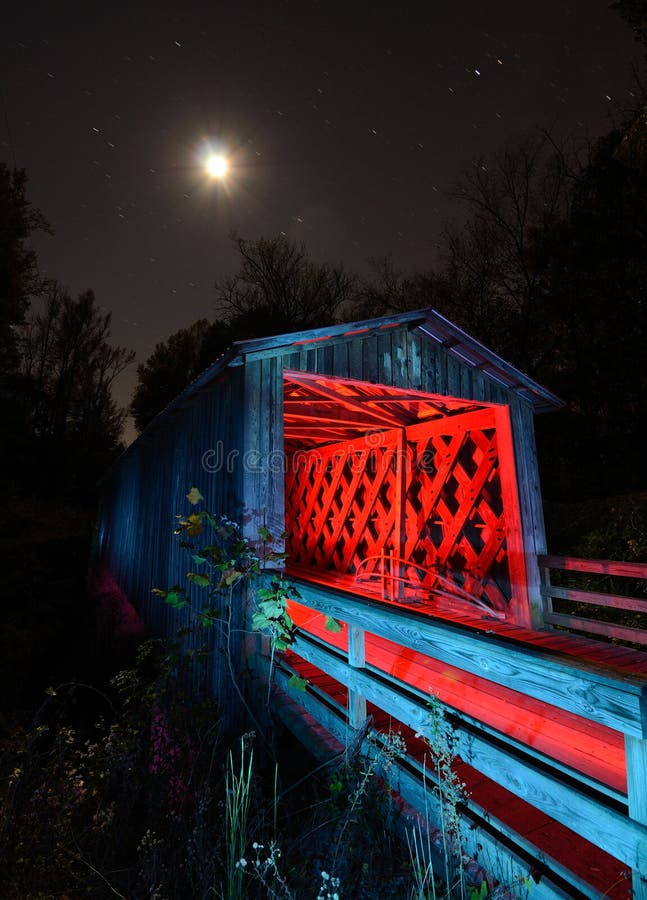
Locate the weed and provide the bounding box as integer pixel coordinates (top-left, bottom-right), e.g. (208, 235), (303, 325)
(226, 734), (255, 899)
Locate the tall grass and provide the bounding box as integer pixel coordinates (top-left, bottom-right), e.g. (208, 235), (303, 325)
(225, 735), (254, 899)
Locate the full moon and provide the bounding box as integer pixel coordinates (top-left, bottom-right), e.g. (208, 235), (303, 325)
(206, 154), (228, 178)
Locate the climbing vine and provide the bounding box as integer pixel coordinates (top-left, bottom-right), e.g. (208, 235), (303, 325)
(152, 487), (303, 687)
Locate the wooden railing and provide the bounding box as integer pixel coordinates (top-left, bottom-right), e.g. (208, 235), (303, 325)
(539, 554), (647, 646)
(255, 576), (647, 900)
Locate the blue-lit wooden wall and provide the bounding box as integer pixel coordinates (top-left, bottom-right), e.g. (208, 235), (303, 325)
(97, 364), (244, 709)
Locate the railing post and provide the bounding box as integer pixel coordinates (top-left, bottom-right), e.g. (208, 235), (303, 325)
(625, 734), (647, 899)
(538, 556), (554, 627)
(348, 624), (367, 728)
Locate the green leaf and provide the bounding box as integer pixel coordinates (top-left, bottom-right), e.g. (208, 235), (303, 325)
(180, 513), (204, 537)
(324, 616), (343, 633)
(258, 525), (273, 542)
(259, 599), (286, 619)
(288, 674), (308, 692)
(202, 545), (225, 565)
(186, 487), (204, 506)
(192, 553), (207, 565)
(166, 591), (188, 608)
(151, 588), (167, 597)
(187, 572), (211, 588)
(204, 512), (221, 529)
(251, 611), (267, 631)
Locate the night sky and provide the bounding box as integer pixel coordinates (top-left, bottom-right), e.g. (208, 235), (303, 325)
(1, 1), (640, 441)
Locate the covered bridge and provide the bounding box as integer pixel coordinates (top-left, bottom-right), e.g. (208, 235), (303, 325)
(97, 308), (647, 899)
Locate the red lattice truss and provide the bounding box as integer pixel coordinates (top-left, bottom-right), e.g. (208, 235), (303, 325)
(285, 405), (528, 620)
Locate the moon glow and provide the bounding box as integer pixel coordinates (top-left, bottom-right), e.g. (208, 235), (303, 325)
(206, 154), (228, 178)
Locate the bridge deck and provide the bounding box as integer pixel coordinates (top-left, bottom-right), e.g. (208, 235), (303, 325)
(287, 564), (647, 676)
(282, 567), (647, 898)
(285, 652), (633, 899)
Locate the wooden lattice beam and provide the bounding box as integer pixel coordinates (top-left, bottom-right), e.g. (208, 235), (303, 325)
(285, 403), (529, 622)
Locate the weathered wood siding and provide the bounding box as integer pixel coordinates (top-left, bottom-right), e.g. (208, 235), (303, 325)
(97, 365), (245, 714)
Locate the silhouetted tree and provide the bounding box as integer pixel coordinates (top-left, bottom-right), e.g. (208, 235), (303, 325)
(131, 235), (359, 432)
(19, 284), (134, 494)
(353, 255), (435, 318)
(0, 164), (52, 493)
(215, 234), (357, 333)
(442, 132), (575, 368)
(0, 164), (50, 374)
(130, 318), (230, 432)
(535, 116), (647, 496)
(612, 0), (647, 51)
(356, 133), (576, 366)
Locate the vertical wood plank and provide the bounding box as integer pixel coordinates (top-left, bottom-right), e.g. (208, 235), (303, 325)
(362, 333), (379, 383)
(446, 354), (461, 396)
(435, 344), (447, 395)
(420, 332), (436, 393)
(349, 337), (364, 379)
(493, 405), (533, 628)
(460, 356), (473, 398)
(333, 340), (349, 377)
(540, 559), (555, 623)
(267, 354), (286, 548)
(377, 332), (392, 385)
(392, 333), (407, 387)
(407, 330), (422, 390)
(394, 427), (406, 601)
(471, 368), (486, 403)
(316, 344), (334, 375)
(508, 399), (549, 628)
(348, 624), (367, 727)
(242, 357), (263, 542)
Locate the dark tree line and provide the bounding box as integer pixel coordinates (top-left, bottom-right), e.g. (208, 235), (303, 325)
(0, 168), (50, 372)
(0, 162), (134, 500)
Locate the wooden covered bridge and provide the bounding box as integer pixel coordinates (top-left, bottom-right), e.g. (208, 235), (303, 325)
(97, 309), (647, 899)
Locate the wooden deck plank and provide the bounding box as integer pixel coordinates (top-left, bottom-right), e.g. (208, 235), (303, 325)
(467, 774), (630, 899)
(283, 575), (647, 738)
(287, 564), (647, 673)
(288, 599), (627, 792)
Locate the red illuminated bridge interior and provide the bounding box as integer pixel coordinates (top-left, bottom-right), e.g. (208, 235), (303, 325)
(283, 371), (528, 622)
